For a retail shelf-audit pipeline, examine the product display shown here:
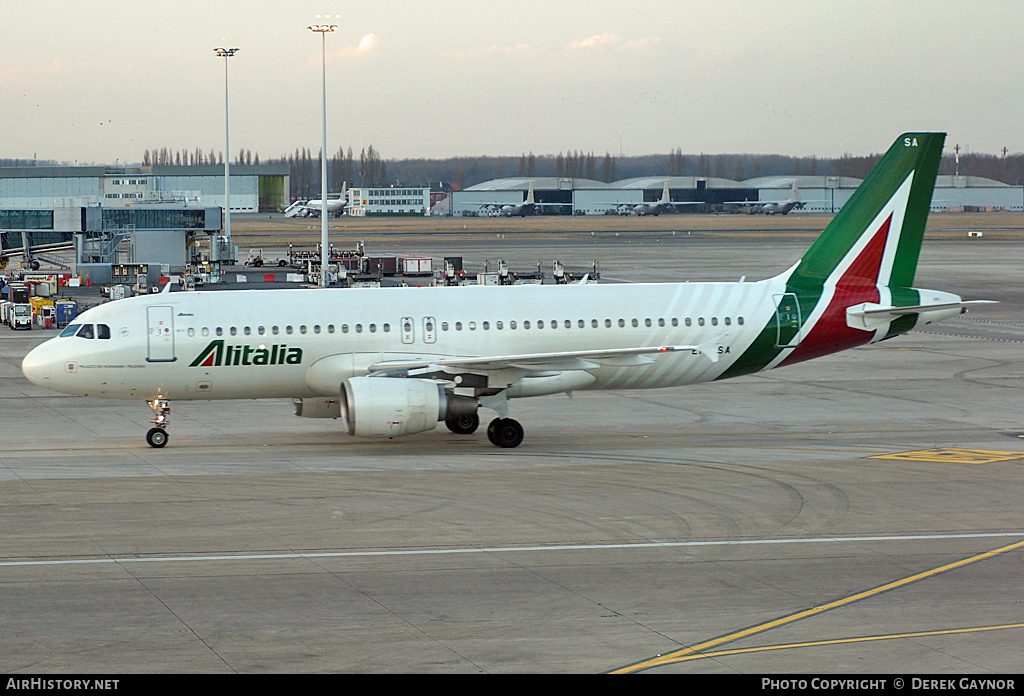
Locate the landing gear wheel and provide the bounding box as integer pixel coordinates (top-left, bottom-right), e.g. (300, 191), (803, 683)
(446, 413), (480, 435)
(486, 418), (524, 449)
(146, 398), (171, 448)
(146, 427), (168, 448)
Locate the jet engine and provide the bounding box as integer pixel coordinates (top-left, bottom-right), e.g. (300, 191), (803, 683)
(340, 377), (477, 438)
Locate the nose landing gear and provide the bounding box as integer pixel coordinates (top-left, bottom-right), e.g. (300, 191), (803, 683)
(146, 398), (170, 448)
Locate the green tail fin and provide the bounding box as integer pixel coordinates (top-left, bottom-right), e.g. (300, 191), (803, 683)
(788, 132), (945, 290)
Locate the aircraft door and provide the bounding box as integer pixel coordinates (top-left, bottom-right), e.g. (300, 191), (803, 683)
(773, 293), (802, 348)
(423, 316), (436, 343)
(401, 316), (415, 344)
(146, 305), (177, 362)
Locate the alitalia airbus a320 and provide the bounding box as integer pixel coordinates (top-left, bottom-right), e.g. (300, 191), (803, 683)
(22, 133), (993, 449)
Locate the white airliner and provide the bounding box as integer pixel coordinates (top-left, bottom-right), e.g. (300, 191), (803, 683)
(284, 194), (347, 218)
(22, 133), (992, 449)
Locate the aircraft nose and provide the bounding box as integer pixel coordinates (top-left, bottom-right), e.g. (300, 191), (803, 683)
(21, 343), (53, 388)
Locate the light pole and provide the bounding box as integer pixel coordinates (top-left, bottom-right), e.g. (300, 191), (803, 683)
(309, 22), (336, 286)
(214, 47), (239, 264)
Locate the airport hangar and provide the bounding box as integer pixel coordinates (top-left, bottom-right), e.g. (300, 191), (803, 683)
(448, 174), (1024, 216)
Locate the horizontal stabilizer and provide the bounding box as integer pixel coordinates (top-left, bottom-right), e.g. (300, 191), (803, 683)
(847, 300), (997, 330)
(848, 300), (997, 318)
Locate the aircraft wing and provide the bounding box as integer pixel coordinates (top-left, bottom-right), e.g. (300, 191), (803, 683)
(369, 340), (725, 375)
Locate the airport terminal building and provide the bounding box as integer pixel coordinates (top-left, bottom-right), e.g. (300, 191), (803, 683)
(0, 163), (290, 213)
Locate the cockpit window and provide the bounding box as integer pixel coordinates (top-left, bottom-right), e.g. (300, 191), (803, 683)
(76, 324), (95, 339)
(97, 324), (111, 339)
(60, 324), (80, 337)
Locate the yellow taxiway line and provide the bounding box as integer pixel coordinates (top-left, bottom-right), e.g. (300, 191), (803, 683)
(612, 538), (1024, 673)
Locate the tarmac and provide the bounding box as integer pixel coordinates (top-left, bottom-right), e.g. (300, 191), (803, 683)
(1, 217), (1022, 674)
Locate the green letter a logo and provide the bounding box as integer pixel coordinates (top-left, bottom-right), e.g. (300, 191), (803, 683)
(190, 340), (224, 367)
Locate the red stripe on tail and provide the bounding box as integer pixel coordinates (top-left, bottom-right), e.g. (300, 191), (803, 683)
(780, 214), (892, 366)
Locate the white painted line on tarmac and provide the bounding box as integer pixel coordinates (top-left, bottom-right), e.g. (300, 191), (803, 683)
(2, 532), (1023, 568)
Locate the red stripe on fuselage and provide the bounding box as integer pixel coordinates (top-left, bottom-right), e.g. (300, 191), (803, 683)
(781, 214), (892, 366)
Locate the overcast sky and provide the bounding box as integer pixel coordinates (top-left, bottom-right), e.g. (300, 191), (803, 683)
(2, 1), (1021, 165)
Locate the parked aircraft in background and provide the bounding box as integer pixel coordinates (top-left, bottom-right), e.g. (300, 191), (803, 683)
(729, 181), (805, 215)
(614, 182), (701, 216)
(472, 183), (540, 217)
(22, 133), (993, 450)
(284, 188), (348, 218)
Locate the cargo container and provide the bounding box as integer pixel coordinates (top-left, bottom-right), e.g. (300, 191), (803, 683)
(367, 256), (398, 276)
(402, 257), (432, 276)
(7, 282), (29, 304)
(55, 300), (78, 326)
(335, 256), (363, 272)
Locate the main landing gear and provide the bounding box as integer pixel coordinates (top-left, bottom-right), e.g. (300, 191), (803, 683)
(445, 412), (480, 435)
(445, 411), (524, 448)
(486, 417), (524, 449)
(146, 398), (170, 448)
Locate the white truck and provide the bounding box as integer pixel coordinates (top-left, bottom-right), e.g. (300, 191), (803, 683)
(9, 303), (31, 330)
(246, 248), (291, 267)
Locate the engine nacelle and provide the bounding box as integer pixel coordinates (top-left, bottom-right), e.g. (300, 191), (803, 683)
(292, 397), (342, 419)
(341, 377), (477, 438)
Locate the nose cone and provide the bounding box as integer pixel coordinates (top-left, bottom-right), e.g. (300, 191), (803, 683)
(22, 343), (53, 389)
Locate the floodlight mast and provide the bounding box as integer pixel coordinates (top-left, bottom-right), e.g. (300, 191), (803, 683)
(308, 23), (337, 286)
(214, 47), (239, 264)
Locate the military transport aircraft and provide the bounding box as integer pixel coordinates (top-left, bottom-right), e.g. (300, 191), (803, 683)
(728, 180), (807, 215)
